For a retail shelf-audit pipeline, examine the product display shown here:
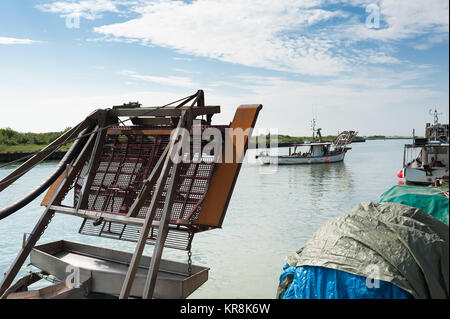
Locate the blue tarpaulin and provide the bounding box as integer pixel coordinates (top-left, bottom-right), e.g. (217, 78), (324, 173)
(279, 265), (413, 299)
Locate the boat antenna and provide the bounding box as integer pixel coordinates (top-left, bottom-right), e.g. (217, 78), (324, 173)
(429, 108), (442, 125)
(311, 117), (317, 141)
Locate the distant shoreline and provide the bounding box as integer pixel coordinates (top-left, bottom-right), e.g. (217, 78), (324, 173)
(0, 151), (67, 164)
(0, 137), (414, 163)
(0, 127), (415, 163)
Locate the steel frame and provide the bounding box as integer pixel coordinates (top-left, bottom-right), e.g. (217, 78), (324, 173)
(0, 91), (262, 299)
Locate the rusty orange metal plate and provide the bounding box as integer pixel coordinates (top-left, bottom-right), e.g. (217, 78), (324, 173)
(195, 104), (262, 228)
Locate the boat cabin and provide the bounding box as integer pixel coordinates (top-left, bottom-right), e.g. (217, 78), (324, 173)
(290, 142), (332, 157)
(404, 140), (449, 170)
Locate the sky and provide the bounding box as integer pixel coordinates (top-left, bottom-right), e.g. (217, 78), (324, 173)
(0, 0), (448, 137)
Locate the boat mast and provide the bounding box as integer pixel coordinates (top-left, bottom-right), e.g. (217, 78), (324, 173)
(311, 117), (323, 143)
(429, 108), (442, 126)
(311, 117), (316, 142)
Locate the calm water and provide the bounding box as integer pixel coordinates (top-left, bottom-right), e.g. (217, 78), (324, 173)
(0, 139), (409, 298)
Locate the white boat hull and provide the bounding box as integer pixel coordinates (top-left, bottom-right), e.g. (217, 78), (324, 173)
(404, 167), (447, 185)
(258, 151), (346, 165)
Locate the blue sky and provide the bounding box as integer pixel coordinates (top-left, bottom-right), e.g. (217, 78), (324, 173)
(0, 0), (448, 136)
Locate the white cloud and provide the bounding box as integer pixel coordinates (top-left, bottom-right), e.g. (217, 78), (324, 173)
(337, 0), (449, 42)
(174, 68), (200, 74)
(37, 1), (448, 76)
(89, 0), (448, 76)
(36, 0), (121, 20)
(29, 1), (448, 136)
(119, 70), (199, 88)
(0, 37), (41, 45)
(173, 57), (193, 62)
(346, 48), (402, 65)
(94, 0), (351, 76)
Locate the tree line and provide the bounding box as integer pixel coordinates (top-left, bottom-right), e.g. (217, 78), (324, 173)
(0, 127), (71, 146)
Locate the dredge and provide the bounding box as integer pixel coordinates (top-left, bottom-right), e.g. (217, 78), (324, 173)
(0, 90), (262, 299)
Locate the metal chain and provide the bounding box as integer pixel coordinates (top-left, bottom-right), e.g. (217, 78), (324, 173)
(187, 248), (193, 276)
(187, 231), (195, 276)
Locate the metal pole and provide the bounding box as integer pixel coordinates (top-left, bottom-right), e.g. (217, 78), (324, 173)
(119, 110), (191, 299)
(142, 110), (191, 299)
(75, 112), (108, 211)
(403, 147), (406, 168)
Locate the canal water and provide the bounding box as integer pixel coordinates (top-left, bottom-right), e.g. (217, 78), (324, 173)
(0, 139), (409, 298)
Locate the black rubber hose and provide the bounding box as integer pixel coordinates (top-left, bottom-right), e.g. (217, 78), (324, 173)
(0, 123), (95, 221)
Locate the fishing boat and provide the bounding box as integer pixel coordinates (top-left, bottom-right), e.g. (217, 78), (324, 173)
(401, 109), (449, 185)
(256, 118), (357, 165)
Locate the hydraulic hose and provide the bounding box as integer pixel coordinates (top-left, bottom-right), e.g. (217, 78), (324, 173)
(0, 123), (96, 221)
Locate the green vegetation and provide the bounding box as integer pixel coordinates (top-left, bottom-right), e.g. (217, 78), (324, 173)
(353, 136), (368, 142)
(366, 135), (386, 140)
(365, 135), (412, 140)
(0, 127), (72, 153)
(270, 134), (304, 144)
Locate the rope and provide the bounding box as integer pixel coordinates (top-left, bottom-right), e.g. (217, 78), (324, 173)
(24, 263), (60, 284)
(434, 188), (450, 199)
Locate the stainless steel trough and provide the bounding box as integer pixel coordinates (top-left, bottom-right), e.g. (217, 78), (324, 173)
(30, 240), (209, 299)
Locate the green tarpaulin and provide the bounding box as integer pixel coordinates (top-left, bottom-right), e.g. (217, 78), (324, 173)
(379, 185), (449, 225)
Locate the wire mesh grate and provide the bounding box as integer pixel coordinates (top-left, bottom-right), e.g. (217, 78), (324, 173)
(73, 126), (216, 250)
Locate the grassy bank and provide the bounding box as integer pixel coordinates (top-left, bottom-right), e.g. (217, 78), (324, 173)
(0, 127), (72, 154)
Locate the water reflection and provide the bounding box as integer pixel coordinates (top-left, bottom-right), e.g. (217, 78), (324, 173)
(309, 162), (354, 193)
